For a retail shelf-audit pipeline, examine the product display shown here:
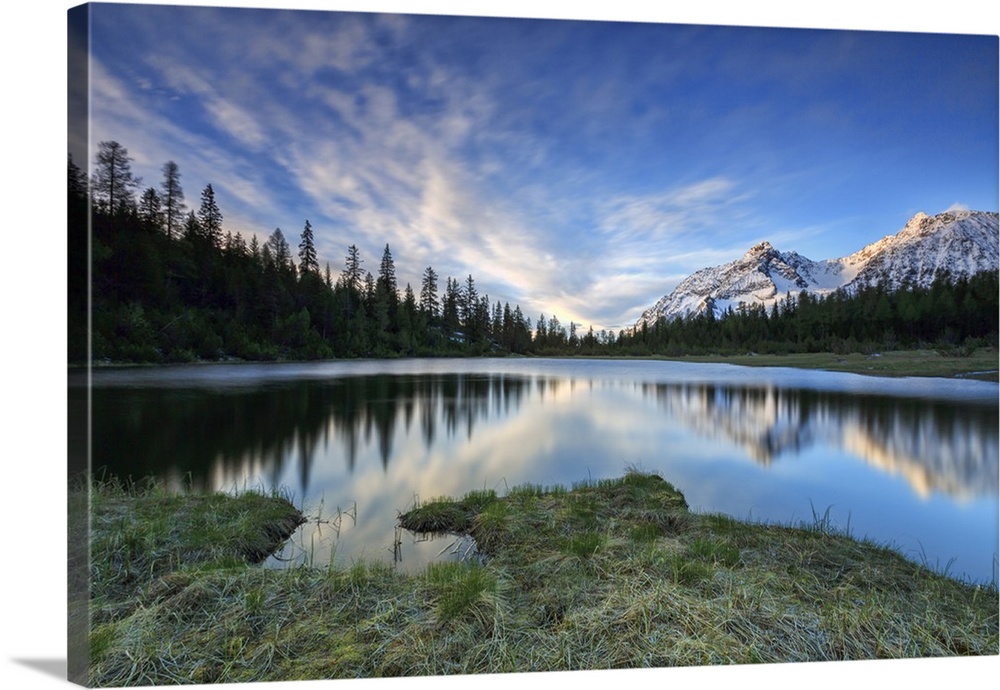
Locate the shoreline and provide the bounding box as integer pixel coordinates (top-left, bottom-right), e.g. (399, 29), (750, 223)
(83, 473), (999, 685)
(73, 347), (1000, 382)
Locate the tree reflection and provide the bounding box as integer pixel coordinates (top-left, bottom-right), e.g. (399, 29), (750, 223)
(89, 372), (997, 501)
(91, 373), (534, 492)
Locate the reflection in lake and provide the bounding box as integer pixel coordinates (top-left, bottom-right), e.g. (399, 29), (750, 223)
(642, 383), (998, 499)
(78, 359), (999, 583)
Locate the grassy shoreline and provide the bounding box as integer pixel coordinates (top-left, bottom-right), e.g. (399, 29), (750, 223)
(79, 347), (999, 382)
(84, 472), (998, 686)
(647, 348), (1000, 381)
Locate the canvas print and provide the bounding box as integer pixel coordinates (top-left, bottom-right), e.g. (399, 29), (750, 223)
(67, 2), (999, 687)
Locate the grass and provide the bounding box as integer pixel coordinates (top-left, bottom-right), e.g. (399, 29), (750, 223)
(84, 470), (998, 686)
(87, 477), (306, 628)
(656, 347), (999, 381)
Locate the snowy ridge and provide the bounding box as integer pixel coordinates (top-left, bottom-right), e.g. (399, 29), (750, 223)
(635, 210), (999, 328)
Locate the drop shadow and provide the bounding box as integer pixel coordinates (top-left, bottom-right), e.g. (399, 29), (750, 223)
(11, 658), (66, 681)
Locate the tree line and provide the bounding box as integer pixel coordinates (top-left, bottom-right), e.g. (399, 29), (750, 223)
(614, 271), (999, 357)
(69, 140), (998, 364)
(71, 141), (541, 363)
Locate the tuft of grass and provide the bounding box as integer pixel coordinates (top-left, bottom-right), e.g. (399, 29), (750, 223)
(399, 489), (499, 535)
(423, 561), (499, 623)
(471, 500), (513, 551)
(688, 537), (741, 567)
(628, 523), (661, 545)
(664, 552), (714, 586)
(398, 498), (472, 533)
(562, 531), (606, 560)
(461, 488), (499, 512)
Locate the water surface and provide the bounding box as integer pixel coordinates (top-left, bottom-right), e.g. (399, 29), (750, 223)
(73, 358), (999, 583)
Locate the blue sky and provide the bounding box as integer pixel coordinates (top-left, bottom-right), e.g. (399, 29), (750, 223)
(74, 1), (998, 331)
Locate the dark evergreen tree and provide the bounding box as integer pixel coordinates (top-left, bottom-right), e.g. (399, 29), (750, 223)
(182, 210), (201, 241)
(443, 277), (461, 332)
(198, 184), (223, 248)
(266, 228), (293, 275)
(420, 266), (439, 319)
(249, 234), (260, 263)
(160, 160), (185, 239)
(68, 154), (87, 207)
(229, 231), (248, 258)
(138, 187), (162, 231)
(535, 314), (548, 348)
(68, 155), (90, 364)
(341, 244), (363, 293)
(462, 274), (478, 329)
(92, 140), (140, 216)
(399, 283), (418, 354)
(377, 244), (398, 299)
(298, 220), (319, 276)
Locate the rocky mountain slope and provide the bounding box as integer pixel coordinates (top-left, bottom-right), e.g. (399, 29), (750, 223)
(636, 210), (999, 328)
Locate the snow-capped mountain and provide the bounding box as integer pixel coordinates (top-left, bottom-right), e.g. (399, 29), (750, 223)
(635, 210), (999, 328)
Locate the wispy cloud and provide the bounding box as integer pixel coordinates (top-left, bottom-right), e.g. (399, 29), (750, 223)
(82, 4), (999, 331)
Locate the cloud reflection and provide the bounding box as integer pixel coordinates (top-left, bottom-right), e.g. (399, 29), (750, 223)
(88, 364), (997, 575)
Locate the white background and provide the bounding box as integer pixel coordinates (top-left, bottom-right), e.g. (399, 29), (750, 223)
(2, 1), (998, 689)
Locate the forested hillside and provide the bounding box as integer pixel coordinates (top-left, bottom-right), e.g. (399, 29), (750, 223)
(69, 141), (998, 364)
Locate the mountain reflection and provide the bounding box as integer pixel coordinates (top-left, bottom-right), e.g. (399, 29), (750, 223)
(641, 383), (998, 499)
(90, 371), (998, 502)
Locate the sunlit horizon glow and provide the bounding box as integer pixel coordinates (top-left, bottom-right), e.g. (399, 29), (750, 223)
(76, 2), (998, 331)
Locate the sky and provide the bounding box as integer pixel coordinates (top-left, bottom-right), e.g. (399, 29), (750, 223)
(71, 2), (999, 332)
(64, 3), (998, 336)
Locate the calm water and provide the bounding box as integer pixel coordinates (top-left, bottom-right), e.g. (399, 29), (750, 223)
(72, 358), (1000, 584)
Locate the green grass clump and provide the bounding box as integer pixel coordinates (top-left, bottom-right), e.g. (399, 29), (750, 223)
(398, 489), (499, 534)
(672, 348), (999, 381)
(562, 531), (606, 559)
(688, 537), (741, 567)
(88, 478), (305, 626)
(398, 498), (473, 533)
(86, 470), (999, 687)
(424, 561), (500, 623)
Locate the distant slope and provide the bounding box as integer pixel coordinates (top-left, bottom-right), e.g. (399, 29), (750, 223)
(636, 210), (999, 328)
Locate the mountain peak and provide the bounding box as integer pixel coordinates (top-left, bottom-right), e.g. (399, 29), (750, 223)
(899, 211), (935, 237)
(744, 241), (776, 258)
(635, 210), (999, 329)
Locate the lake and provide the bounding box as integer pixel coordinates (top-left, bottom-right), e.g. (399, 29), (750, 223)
(72, 358), (999, 584)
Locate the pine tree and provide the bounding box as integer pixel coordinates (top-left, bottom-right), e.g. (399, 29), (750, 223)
(160, 160), (185, 239)
(183, 210), (201, 241)
(462, 274), (478, 328)
(138, 187), (162, 231)
(68, 155), (87, 208)
(443, 277), (461, 331)
(230, 231), (248, 258)
(198, 184), (223, 248)
(341, 244), (363, 293)
(266, 228), (292, 274)
(419, 266), (439, 319)
(363, 272), (376, 308)
(249, 234), (260, 263)
(298, 220), (319, 276)
(92, 140), (140, 216)
(536, 314), (548, 347)
(377, 244), (398, 304)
